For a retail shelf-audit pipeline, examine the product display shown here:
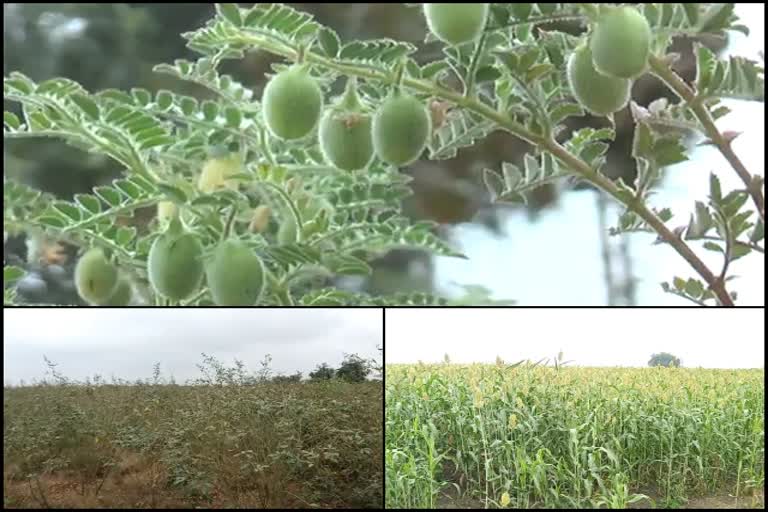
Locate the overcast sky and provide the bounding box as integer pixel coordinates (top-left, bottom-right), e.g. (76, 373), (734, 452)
(4, 309), (382, 385)
(385, 308), (764, 368)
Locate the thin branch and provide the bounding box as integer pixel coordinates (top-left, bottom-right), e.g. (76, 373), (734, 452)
(465, 31), (488, 99)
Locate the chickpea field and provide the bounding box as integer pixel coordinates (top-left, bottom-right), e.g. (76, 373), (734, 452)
(4, 377), (382, 509)
(385, 364), (765, 509)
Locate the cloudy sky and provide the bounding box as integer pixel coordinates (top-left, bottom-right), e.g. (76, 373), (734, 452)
(386, 308), (764, 368)
(4, 308), (382, 385)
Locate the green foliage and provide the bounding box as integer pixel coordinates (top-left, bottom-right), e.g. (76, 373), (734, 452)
(3, 355), (383, 508)
(336, 354), (371, 383)
(4, 2), (764, 306)
(309, 362), (336, 381)
(387, 364), (764, 508)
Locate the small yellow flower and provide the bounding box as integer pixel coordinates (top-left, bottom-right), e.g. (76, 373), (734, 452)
(500, 492), (510, 507)
(508, 414), (518, 429)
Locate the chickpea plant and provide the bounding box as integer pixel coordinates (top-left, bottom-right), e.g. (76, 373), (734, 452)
(3, 3), (765, 306)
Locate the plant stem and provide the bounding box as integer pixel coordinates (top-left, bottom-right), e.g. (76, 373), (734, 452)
(465, 33), (487, 98)
(648, 54), (765, 223)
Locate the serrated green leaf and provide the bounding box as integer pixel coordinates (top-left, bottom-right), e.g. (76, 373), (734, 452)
(157, 184), (188, 204)
(684, 278), (704, 298)
(4, 111), (21, 130)
(709, 173), (722, 203)
(36, 215), (68, 229)
(94, 186), (123, 207)
(749, 220), (764, 243)
(70, 93), (100, 120)
(74, 194), (102, 215)
(217, 3), (242, 27)
(318, 27), (340, 58)
(115, 226), (137, 246)
(703, 241), (724, 252)
(730, 243), (751, 261)
(52, 201), (83, 221)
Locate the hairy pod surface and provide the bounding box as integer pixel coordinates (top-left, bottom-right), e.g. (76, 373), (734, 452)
(589, 6), (652, 79)
(568, 44), (632, 116)
(277, 214), (299, 245)
(319, 110), (374, 171)
(75, 248), (118, 304)
(262, 66), (323, 140)
(372, 94), (431, 167)
(97, 277), (132, 306)
(206, 239), (266, 306)
(423, 3), (490, 45)
(148, 228), (204, 300)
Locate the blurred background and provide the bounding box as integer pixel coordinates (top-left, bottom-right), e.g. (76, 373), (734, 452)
(4, 3), (764, 306)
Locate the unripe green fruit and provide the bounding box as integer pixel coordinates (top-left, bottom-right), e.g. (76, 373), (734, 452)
(148, 228), (204, 300)
(97, 277), (131, 306)
(206, 239), (265, 306)
(423, 3), (490, 45)
(567, 44), (632, 116)
(319, 110), (374, 171)
(589, 6), (652, 79)
(262, 66), (323, 140)
(372, 94), (431, 167)
(75, 248), (118, 304)
(278, 215), (299, 244)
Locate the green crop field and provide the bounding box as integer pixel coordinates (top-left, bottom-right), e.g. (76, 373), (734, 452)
(386, 364), (764, 509)
(4, 377), (382, 509)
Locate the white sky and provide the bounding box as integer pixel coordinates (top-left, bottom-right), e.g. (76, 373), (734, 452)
(385, 308), (765, 368)
(3, 309), (382, 385)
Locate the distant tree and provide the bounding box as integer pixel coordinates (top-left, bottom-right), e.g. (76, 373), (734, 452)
(336, 353), (370, 383)
(272, 371), (302, 383)
(309, 363), (335, 381)
(648, 352), (682, 367)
